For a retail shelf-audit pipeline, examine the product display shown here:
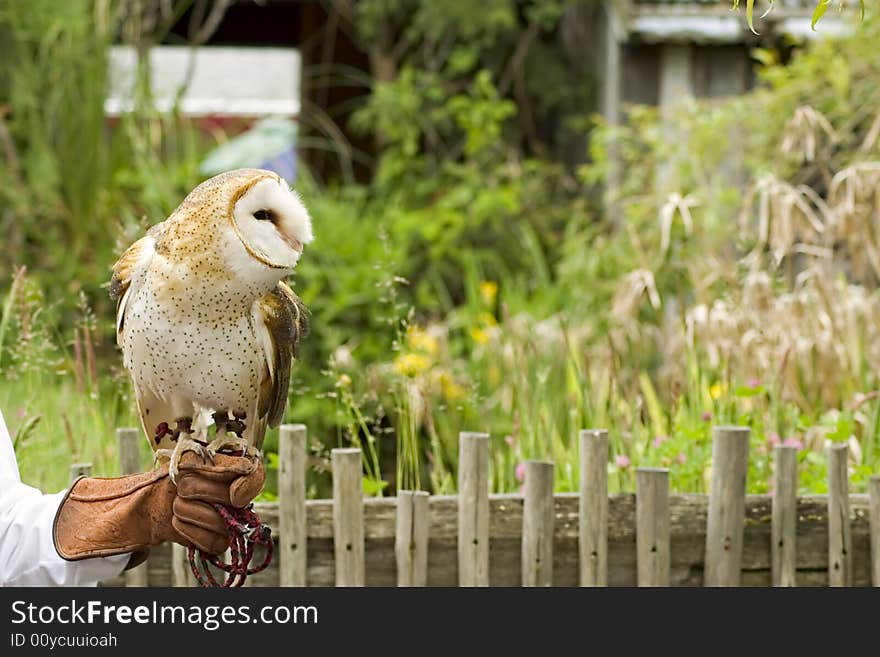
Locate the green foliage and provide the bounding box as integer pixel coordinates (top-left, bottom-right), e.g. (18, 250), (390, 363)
(0, 0), (208, 327)
(3, 1), (880, 499)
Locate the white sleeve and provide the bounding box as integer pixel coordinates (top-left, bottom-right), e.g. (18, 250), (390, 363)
(0, 409), (130, 587)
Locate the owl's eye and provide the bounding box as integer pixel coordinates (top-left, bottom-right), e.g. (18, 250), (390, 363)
(254, 209), (273, 222)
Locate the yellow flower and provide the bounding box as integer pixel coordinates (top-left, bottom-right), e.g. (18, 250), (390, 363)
(438, 371), (465, 400)
(406, 325), (439, 356)
(479, 280), (498, 306)
(709, 382), (726, 400)
(468, 311), (498, 345)
(469, 326), (489, 345)
(394, 353), (431, 377)
(477, 311), (497, 327)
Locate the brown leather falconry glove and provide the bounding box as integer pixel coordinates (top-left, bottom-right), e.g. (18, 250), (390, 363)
(53, 453), (265, 568)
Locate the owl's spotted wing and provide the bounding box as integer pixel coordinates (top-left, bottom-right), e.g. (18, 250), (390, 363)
(251, 281), (309, 447)
(109, 222), (163, 343)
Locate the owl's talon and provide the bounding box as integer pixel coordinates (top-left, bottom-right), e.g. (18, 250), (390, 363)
(153, 448), (173, 468)
(167, 436), (211, 484)
(206, 433), (252, 458)
(190, 440), (214, 465)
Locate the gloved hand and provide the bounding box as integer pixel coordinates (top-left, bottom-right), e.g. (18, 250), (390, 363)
(53, 453), (265, 567)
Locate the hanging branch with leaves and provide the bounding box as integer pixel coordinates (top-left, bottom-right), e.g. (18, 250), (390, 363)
(731, 0), (866, 34)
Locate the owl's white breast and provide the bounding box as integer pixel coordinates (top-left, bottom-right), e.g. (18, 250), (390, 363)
(121, 252), (272, 413)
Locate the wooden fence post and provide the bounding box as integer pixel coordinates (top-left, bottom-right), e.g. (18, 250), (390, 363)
(522, 460), (554, 587)
(118, 428), (142, 477)
(870, 475), (880, 587)
(704, 425), (750, 586)
(395, 490), (430, 586)
(579, 429), (608, 586)
(171, 543), (196, 587)
(117, 428), (148, 587)
(636, 467), (669, 587)
(332, 448), (364, 586)
(458, 432), (489, 586)
(279, 424), (307, 587)
(827, 443), (852, 587)
(772, 445), (798, 587)
(68, 463), (91, 485)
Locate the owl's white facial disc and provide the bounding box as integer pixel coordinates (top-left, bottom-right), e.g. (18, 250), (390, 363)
(232, 177), (314, 270)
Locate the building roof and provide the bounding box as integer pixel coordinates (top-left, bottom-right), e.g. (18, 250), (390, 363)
(619, 0), (858, 44)
(106, 46), (301, 117)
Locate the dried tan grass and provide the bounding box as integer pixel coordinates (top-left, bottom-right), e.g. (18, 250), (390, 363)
(682, 265), (880, 409)
(780, 105), (838, 164)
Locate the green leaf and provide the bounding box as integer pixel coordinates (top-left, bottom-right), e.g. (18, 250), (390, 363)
(826, 411), (854, 442)
(811, 0), (831, 30)
(363, 477), (389, 496)
(13, 415), (41, 450)
(735, 384), (766, 397)
(738, 0), (779, 33)
(639, 372), (667, 438)
(751, 47), (778, 67)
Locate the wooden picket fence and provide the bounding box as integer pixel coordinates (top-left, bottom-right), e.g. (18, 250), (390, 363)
(85, 425), (880, 587)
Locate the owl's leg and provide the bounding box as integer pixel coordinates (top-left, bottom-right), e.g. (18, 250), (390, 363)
(151, 422), (174, 468)
(207, 410), (255, 458)
(210, 410), (229, 438)
(156, 417), (212, 484)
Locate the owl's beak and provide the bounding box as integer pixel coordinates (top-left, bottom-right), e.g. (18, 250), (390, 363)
(279, 233), (303, 253)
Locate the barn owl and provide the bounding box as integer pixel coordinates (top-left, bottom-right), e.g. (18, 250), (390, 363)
(110, 169), (312, 480)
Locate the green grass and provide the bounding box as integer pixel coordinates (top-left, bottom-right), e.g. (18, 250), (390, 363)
(2, 250), (878, 497)
(2, 371), (140, 493)
(5, 333), (877, 497)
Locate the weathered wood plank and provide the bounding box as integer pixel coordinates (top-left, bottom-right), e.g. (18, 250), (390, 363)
(522, 461), (554, 587)
(636, 468), (669, 587)
(827, 443), (852, 586)
(579, 429), (608, 586)
(704, 426), (750, 586)
(171, 543), (196, 587)
(68, 463), (91, 485)
(117, 428), (143, 474)
(118, 428), (148, 588)
(118, 493), (875, 587)
(772, 445), (798, 587)
(458, 432), (489, 586)
(279, 424), (307, 587)
(331, 448), (364, 586)
(395, 490), (429, 586)
(250, 493), (871, 546)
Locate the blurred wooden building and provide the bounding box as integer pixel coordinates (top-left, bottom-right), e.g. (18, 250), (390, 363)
(106, 0), (860, 183)
(597, 0), (857, 125)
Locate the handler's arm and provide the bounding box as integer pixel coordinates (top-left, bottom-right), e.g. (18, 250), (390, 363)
(0, 410), (129, 586)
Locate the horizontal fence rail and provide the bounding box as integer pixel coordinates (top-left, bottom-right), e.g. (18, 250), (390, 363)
(97, 425), (880, 588)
